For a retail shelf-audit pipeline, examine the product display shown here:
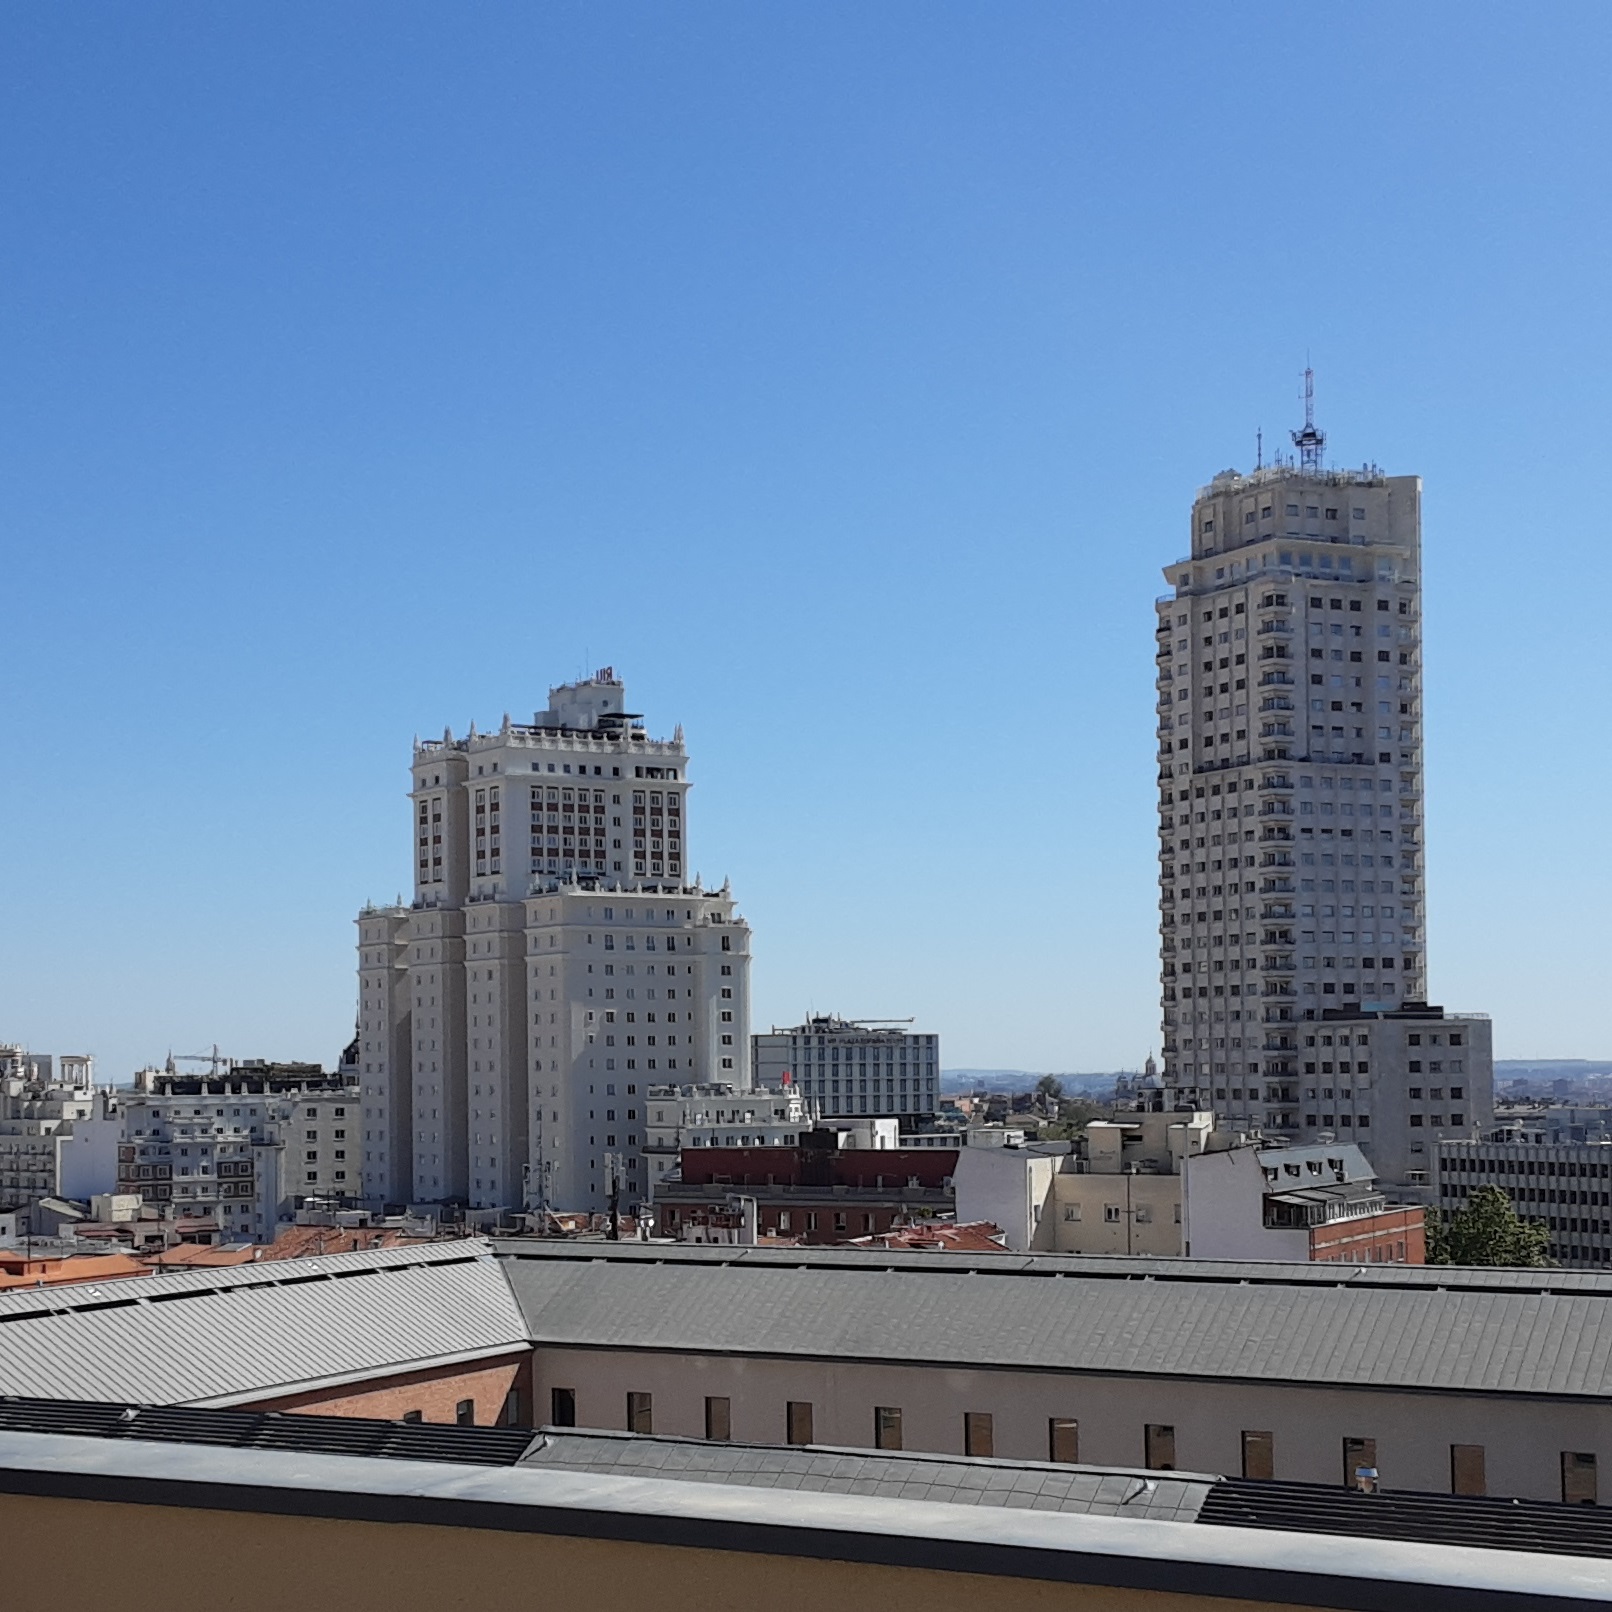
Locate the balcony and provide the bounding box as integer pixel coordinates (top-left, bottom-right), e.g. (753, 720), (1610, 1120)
(1256, 621), (1293, 636)
(1259, 672), (1294, 687)
(1261, 904), (1295, 920)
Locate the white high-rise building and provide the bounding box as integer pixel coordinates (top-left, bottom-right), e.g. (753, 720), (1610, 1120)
(1157, 393), (1430, 1142)
(356, 671), (752, 1217)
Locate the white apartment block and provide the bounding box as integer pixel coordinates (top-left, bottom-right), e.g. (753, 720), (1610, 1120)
(752, 1016), (939, 1122)
(642, 1084), (813, 1190)
(98, 1068), (362, 1242)
(1158, 419), (1430, 1118)
(356, 672), (753, 1217)
(0, 1049), (96, 1210)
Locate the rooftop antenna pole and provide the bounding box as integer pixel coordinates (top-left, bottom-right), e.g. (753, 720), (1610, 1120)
(1255, 426), (1263, 470)
(1290, 362), (1326, 473)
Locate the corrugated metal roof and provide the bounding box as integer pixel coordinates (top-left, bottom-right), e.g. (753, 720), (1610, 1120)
(3, 1233), (1611, 1409)
(496, 1244), (1612, 1399)
(492, 1239), (1612, 1294)
(0, 1241), (528, 1406)
(518, 1428), (1213, 1521)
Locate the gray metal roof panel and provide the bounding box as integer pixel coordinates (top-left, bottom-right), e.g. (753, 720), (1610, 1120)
(488, 1238), (1612, 1294)
(0, 1241), (527, 1405)
(499, 1247), (1612, 1398)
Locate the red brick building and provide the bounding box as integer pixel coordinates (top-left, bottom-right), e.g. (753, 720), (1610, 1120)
(656, 1142), (958, 1244)
(1309, 1204), (1424, 1264)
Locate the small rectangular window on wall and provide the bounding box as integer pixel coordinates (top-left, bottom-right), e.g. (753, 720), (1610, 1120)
(627, 1392), (653, 1435)
(705, 1396), (731, 1441)
(787, 1401), (814, 1446)
(1241, 1430), (1274, 1481)
(964, 1412), (994, 1459)
(1048, 1418), (1079, 1464)
(551, 1387), (576, 1428)
(1450, 1444), (1485, 1497)
(1563, 1452), (1598, 1506)
(1145, 1424), (1176, 1471)
(455, 1398), (475, 1427)
(502, 1388), (522, 1428)
(1343, 1437), (1377, 1489)
(874, 1406), (903, 1451)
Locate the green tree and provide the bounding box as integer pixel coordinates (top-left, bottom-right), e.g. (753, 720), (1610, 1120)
(1034, 1074), (1064, 1103)
(1427, 1186), (1552, 1267)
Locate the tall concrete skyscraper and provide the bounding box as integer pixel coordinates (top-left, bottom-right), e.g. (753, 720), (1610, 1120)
(1155, 391), (1430, 1139)
(356, 671), (752, 1217)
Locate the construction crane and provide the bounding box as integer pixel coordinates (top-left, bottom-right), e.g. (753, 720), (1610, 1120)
(164, 1045), (232, 1078)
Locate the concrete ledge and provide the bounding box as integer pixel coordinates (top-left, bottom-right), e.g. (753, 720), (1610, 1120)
(0, 1431), (1605, 1611)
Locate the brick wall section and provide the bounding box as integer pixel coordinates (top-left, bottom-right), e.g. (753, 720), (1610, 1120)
(677, 1146), (958, 1190)
(237, 1352), (533, 1426)
(1310, 1207), (1425, 1264)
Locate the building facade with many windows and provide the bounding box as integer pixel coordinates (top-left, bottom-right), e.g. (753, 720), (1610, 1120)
(1157, 452), (1426, 1126)
(1149, 397), (1511, 1190)
(752, 1016), (939, 1123)
(356, 672), (752, 1218)
(1439, 1130), (1612, 1268)
(0, 1049), (96, 1212)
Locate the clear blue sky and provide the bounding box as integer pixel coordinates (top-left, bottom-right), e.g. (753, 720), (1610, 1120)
(2, 3), (1608, 1079)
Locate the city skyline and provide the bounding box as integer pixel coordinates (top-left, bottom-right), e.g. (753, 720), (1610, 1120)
(3, 6), (1609, 1076)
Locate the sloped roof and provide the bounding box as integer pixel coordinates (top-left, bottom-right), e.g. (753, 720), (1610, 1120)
(0, 1241), (525, 1406)
(2, 1235), (1611, 1408)
(496, 1242), (1612, 1400)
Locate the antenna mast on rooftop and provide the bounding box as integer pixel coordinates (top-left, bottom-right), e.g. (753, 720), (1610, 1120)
(1290, 364), (1325, 472)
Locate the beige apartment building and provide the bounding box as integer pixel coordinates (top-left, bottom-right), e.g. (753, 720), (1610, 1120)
(355, 672), (753, 1217)
(954, 1112), (1212, 1257)
(956, 1114), (1417, 1263)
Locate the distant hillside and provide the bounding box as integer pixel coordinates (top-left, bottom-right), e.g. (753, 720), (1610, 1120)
(1497, 1059), (1612, 1071)
(942, 1069), (1132, 1096)
(1497, 1060), (1612, 1080)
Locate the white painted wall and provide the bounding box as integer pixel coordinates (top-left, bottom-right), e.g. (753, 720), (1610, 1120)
(531, 1342), (1608, 1504)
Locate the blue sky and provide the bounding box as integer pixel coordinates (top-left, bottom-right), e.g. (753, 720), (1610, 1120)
(2, 3), (1608, 1078)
